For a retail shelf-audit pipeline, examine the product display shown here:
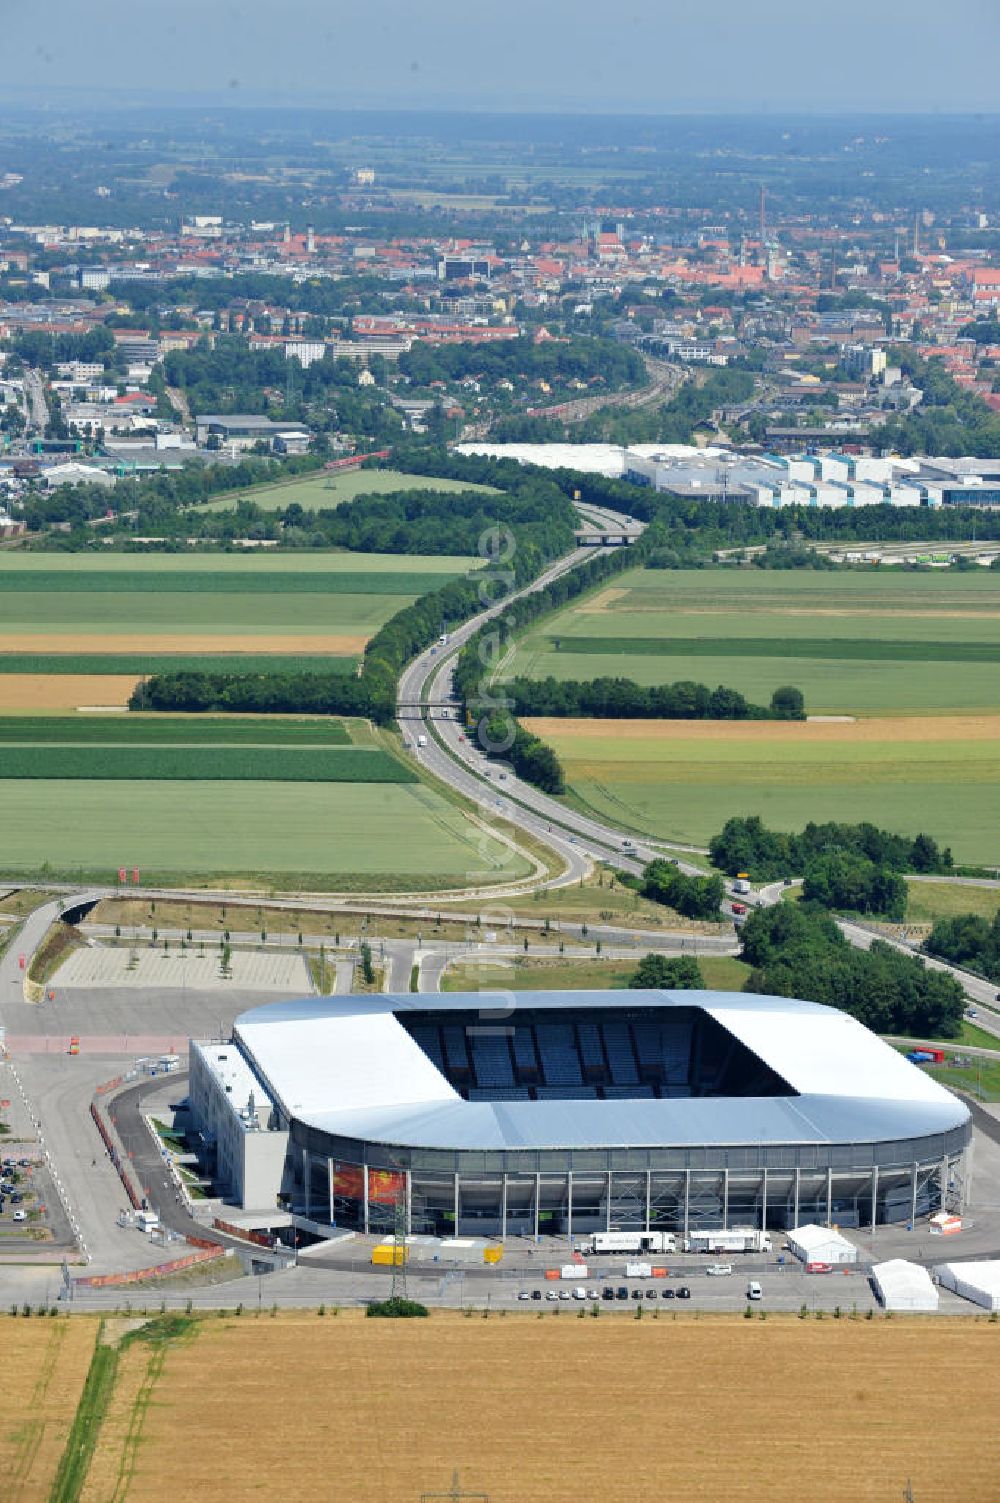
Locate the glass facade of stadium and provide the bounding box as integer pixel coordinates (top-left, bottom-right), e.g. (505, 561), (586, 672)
(292, 1119), (972, 1238)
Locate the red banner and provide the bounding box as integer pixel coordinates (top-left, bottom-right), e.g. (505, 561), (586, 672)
(333, 1163), (364, 1200)
(368, 1169), (406, 1205)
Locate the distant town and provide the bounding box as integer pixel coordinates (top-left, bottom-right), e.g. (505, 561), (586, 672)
(2, 112), (1000, 537)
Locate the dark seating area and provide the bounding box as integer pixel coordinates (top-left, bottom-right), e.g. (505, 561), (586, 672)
(398, 1006), (792, 1103)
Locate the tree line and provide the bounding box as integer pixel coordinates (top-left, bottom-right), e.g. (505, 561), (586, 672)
(505, 675), (805, 722)
(710, 815), (952, 882)
(739, 903), (966, 1039)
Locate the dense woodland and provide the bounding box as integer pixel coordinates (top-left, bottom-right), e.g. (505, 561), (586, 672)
(739, 904), (966, 1039)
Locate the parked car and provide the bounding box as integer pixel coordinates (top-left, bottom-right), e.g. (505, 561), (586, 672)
(747, 1281), (763, 1301)
(616, 1286), (628, 1301)
(558, 1289), (571, 1302)
(572, 1286), (587, 1301)
(12, 1210), (27, 1223)
(601, 1287), (615, 1301)
(531, 1290), (542, 1301)
(545, 1290), (559, 1302)
(631, 1289), (643, 1301)
(677, 1286), (691, 1299)
(661, 1287), (675, 1300)
(644, 1288), (657, 1300)
(517, 1291), (531, 1301)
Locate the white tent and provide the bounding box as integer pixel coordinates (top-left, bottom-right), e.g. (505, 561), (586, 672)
(787, 1223), (858, 1265)
(871, 1259), (939, 1312)
(933, 1261), (1000, 1312)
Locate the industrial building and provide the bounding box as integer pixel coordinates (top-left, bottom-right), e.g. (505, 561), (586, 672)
(188, 990), (971, 1239)
(457, 442), (1000, 508)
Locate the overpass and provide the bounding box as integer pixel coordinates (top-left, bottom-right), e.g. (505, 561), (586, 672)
(574, 529), (638, 546)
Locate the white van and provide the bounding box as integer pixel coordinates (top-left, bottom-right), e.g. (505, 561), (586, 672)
(747, 1281), (763, 1301)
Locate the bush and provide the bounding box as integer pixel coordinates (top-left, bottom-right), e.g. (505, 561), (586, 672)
(366, 1297), (429, 1319)
(629, 954), (705, 990)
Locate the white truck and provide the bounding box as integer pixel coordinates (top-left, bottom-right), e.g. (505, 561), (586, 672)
(416, 734), (428, 748)
(684, 1228), (772, 1255)
(732, 874), (751, 895)
(585, 1231), (677, 1257)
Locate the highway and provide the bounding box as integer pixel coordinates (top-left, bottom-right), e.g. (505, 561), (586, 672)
(396, 511), (707, 891)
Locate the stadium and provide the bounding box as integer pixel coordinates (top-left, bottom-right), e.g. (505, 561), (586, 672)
(188, 990), (972, 1239)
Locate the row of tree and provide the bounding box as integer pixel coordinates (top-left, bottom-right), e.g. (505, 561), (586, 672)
(710, 815), (952, 882)
(924, 911), (1000, 986)
(505, 674), (805, 722)
(739, 904), (966, 1039)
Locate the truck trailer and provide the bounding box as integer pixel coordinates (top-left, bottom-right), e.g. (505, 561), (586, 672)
(684, 1228), (772, 1255)
(584, 1231), (677, 1256)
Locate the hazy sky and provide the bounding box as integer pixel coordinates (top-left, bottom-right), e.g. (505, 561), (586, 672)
(5, 0), (1000, 112)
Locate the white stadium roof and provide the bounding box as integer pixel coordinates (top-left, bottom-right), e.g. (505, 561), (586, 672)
(232, 990), (969, 1154)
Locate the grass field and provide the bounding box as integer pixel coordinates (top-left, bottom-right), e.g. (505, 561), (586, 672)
(0, 715), (351, 744)
(0, 654), (358, 675)
(508, 567), (1000, 714)
(524, 715), (1000, 865)
(196, 467), (501, 512)
(906, 880), (1000, 923)
(448, 869), (713, 929)
(54, 1313), (1000, 1503)
(0, 780), (530, 888)
(0, 745), (414, 781)
(443, 954), (750, 992)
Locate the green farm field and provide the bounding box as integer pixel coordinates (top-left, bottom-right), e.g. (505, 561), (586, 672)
(524, 715), (1000, 866)
(507, 567), (1000, 714)
(0, 780), (531, 888)
(196, 467), (501, 512)
(0, 550), (482, 709)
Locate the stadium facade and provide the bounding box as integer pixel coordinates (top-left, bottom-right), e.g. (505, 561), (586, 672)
(189, 990), (972, 1237)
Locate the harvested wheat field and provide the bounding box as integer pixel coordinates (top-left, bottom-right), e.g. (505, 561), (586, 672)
(0, 675), (140, 710)
(100, 1313), (999, 1503)
(0, 632), (370, 655)
(0, 1318), (97, 1502)
(523, 712), (1000, 745)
